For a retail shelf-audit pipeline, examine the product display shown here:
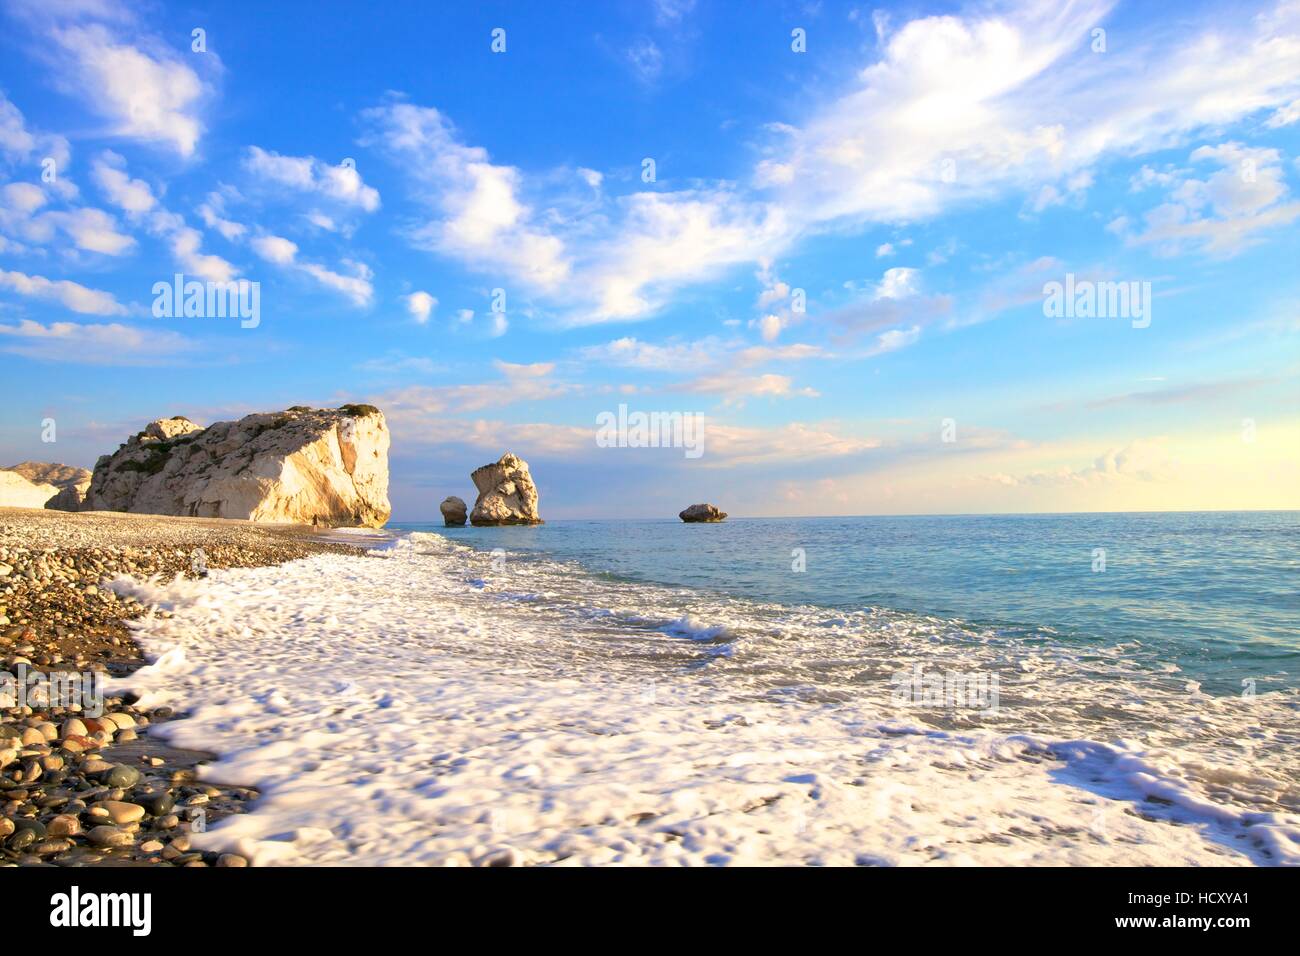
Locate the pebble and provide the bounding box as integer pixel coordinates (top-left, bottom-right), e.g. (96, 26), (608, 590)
(105, 713), (136, 731)
(217, 853), (249, 867)
(145, 793), (175, 816)
(86, 825), (135, 848)
(95, 800), (146, 825)
(104, 764), (141, 788)
(46, 813), (81, 837)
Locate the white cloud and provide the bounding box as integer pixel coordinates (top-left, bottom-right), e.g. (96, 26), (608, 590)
(243, 147), (381, 212)
(875, 267), (920, 300)
(0, 318), (193, 364)
(40, 207), (135, 255)
(579, 335), (725, 372)
(405, 290), (437, 323)
(299, 260), (374, 307)
(362, 103), (569, 291)
(624, 38), (664, 84)
(1121, 143), (1300, 255)
(0, 91), (70, 168)
(1264, 96), (1300, 127)
(250, 234), (299, 265)
(197, 192), (247, 241)
(875, 242), (895, 257)
(49, 23), (209, 156)
(985, 439), (1178, 487)
(0, 269), (126, 315)
(678, 372), (819, 402)
(91, 150), (156, 214)
(247, 231), (373, 305)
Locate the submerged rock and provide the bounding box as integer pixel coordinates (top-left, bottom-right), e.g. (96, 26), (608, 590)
(440, 495), (468, 527)
(82, 405), (391, 527)
(470, 453), (542, 526)
(679, 503), (727, 523)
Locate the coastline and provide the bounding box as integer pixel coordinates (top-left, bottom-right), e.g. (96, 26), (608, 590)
(6, 510), (1296, 867)
(0, 507), (369, 867)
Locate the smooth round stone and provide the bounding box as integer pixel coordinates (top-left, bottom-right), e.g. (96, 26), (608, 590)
(12, 818), (46, 838)
(19, 728), (44, 747)
(145, 793), (175, 816)
(139, 840), (164, 853)
(46, 814), (80, 837)
(216, 854), (248, 867)
(81, 758), (112, 774)
(104, 765), (141, 788)
(86, 826), (134, 848)
(34, 838), (73, 855)
(60, 718), (88, 739)
(105, 713), (136, 731)
(0, 818), (13, 838)
(96, 800), (145, 825)
(8, 827), (36, 851)
(115, 729), (138, 742)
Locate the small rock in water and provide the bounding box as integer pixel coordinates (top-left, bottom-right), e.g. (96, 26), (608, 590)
(86, 825), (134, 848)
(104, 764), (141, 788)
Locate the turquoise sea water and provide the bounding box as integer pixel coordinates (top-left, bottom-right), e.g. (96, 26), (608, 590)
(392, 511), (1299, 695)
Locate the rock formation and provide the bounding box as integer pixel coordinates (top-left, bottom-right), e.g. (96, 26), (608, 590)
(440, 495), (468, 527)
(470, 453), (542, 526)
(82, 405), (391, 527)
(4, 461), (93, 511)
(679, 503), (727, 523)
(0, 469), (60, 509)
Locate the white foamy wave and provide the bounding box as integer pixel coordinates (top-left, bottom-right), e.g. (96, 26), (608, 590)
(107, 537), (1300, 866)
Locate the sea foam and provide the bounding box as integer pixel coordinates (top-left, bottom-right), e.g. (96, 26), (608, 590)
(108, 533), (1300, 866)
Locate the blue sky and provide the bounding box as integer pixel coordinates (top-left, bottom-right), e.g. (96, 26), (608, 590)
(1, 0), (1298, 520)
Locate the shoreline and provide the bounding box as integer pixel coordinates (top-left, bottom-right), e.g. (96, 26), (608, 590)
(0, 507), (370, 867)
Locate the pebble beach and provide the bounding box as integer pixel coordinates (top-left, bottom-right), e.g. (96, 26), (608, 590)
(0, 507), (366, 867)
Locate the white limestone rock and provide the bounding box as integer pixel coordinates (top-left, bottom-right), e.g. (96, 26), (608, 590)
(2, 461), (92, 511)
(469, 453), (542, 526)
(0, 470), (60, 509)
(82, 405), (391, 527)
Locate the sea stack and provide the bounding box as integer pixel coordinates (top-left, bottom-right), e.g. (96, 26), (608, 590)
(679, 503), (727, 523)
(440, 496), (468, 527)
(81, 405), (392, 527)
(470, 453), (542, 526)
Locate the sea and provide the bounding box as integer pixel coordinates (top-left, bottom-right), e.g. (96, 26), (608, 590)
(109, 511), (1300, 866)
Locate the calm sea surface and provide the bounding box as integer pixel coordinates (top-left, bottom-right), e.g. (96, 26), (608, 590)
(392, 511), (1299, 694)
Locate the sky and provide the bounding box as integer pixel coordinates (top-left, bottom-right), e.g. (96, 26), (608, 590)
(0, 0), (1298, 521)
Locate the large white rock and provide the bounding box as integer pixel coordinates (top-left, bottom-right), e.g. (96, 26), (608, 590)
(82, 405), (391, 527)
(4, 461), (93, 511)
(470, 453), (542, 526)
(0, 469), (60, 509)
